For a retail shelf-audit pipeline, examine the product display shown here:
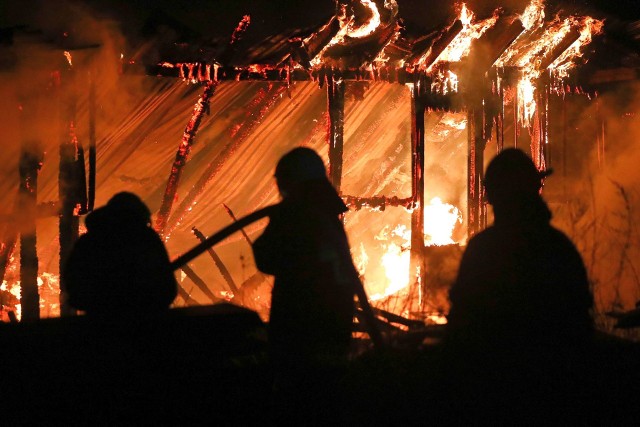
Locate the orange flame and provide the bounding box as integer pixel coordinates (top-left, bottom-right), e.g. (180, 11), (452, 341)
(64, 51), (73, 67)
(495, 0), (603, 126)
(424, 198), (463, 246)
(549, 17), (604, 77)
(422, 3), (499, 72)
(309, 0), (382, 67)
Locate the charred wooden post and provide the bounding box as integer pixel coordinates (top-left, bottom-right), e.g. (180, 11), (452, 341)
(88, 70), (96, 212)
(181, 264), (220, 304)
(327, 72), (345, 191)
(18, 124), (43, 321)
(467, 88), (488, 236)
(58, 58), (87, 317)
(222, 203), (254, 245)
(409, 76), (426, 287)
(155, 80), (217, 237)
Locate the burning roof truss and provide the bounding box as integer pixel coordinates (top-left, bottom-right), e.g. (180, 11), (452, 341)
(143, 0), (605, 310)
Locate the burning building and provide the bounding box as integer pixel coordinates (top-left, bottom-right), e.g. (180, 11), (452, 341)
(0, 0), (639, 332)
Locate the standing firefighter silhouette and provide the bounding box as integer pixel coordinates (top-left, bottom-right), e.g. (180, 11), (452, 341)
(447, 148), (593, 348)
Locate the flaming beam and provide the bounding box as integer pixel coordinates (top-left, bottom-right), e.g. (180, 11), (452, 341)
(467, 18), (526, 73)
(416, 20), (464, 69)
(155, 80), (218, 237)
(163, 83), (287, 238)
(538, 27), (582, 71)
(342, 195), (414, 211)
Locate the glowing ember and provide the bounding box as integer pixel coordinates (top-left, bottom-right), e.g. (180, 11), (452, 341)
(64, 51), (73, 67)
(426, 313), (448, 325)
(309, 0), (382, 67)
(424, 198), (462, 246)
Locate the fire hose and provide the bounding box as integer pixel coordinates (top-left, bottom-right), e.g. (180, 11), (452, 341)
(170, 204), (383, 348)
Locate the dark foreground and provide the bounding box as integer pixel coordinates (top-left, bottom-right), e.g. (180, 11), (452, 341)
(1, 304), (639, 425)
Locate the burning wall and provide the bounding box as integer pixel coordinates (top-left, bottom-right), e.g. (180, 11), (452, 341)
(1, 0), (637, 330)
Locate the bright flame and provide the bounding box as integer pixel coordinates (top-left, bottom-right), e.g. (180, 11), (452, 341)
(309, 0), (382, 67)
(64, 51), (73, 67)
(549, 17), (604, 77)
(375, 242), (410, 300)
(1, 272), (61, 322)
(424, 198), (462, 246)
(495, 0), (603, 126)
(423, 3), (499, 72)
(520, 0), (545, 31)
(353, 242), (369, 276)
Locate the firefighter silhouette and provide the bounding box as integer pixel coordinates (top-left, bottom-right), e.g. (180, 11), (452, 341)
(61, 192), (177, 316)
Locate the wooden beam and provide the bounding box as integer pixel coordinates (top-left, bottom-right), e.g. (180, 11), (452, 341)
(327, 74), (345, 191)
(410, 79), (426, 288)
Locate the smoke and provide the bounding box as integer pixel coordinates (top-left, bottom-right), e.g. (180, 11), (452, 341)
(550, 82), (640, 314)
(0, 0), (142, 272)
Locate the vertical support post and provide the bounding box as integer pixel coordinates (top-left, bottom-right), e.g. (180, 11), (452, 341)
(467, 105), (486, 237)
(327, 75), (345, 192)
(88, 69), (97, 212)
(59, 58), (86, 317)
(409, 79), (425, 289)
(496, 82), (505, 153)
(18, 104), (43, 321)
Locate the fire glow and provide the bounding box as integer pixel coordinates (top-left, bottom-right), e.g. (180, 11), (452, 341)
(494, 0), (604, 126)
(421, 3), (499, 72)
(308, 0), (382, 67)
(354, 199), (462, 302)
(1, 272), (61, 321)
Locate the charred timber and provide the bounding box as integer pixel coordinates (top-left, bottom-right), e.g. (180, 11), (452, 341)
(467, 106), (487, 236)
(58, 62), (87, 316)
(181, 264), (220, 304)
(327, 74), (345, 191)
(147, 62), (423, 85)
(222, 204), (253, 246)
(539, 27), (582, 72)
(342, 195), (413, 211)
(192, 226), (239, 295)
(88, 70), (96, 212)
(163, 83), (286, 237)
(18, 140), (43, 321)
(466, 18), (525, 74)
(155, 80), (217, 236)
(416, 20), (463, 69)
(409, 77), (426, 288)
(171, 204), (279, 270)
